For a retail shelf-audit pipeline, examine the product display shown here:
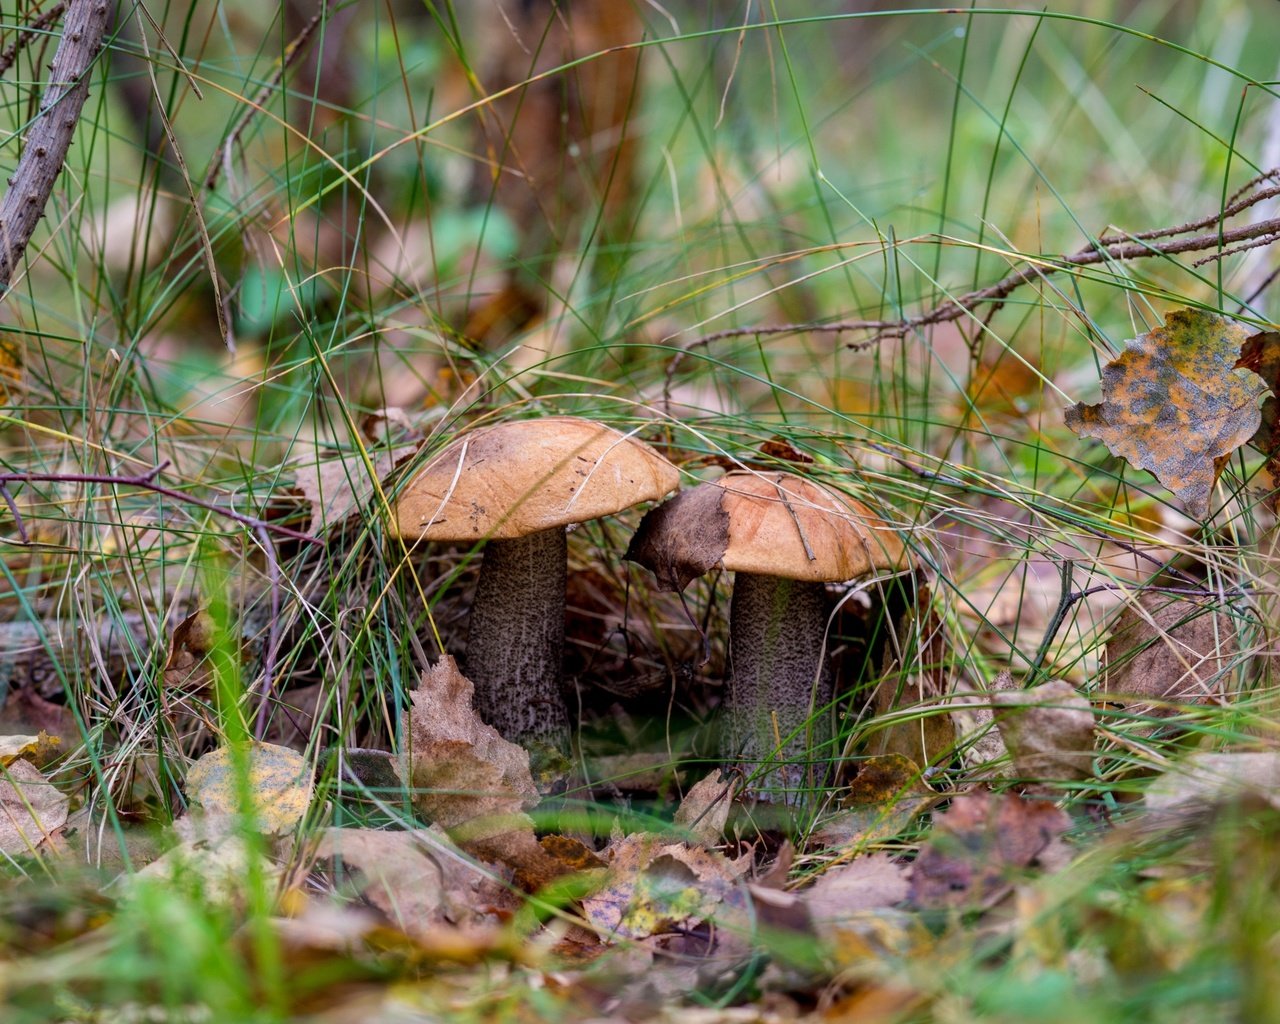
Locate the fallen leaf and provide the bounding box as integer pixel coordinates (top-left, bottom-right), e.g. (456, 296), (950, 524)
(1144, 751), (1280, 812)
(909, 790), (1072, 909)
(958, 669), (1017, 774)
(0, 733), (58, 767)
(1065, 308), (1267, 519)
(314, 826), (517, 932)
(132, 835), (280, 906)
(399, 657), (564, 890)
(0, 758), (68, 855)
(1103, 594), (1238, 721)
(186, 741), (314, 835)
(673, 769), (735, 845)
(813, 754), (936, 848)
(625, 483), (729, 591)
(293, 443), (417, 536)
(163, 608), (217, 693)
(993, 679), (1095, 781)
(866, 601), (956, 765)
(804, 853), (911, 919)
(581, 834), (750, 943)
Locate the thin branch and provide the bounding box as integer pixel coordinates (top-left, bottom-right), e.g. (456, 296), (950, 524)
(0, 1), (67, 78)
(0, 0), (110, 290)
(0, 462), (320, 546)
(662, 173), (1280, 400)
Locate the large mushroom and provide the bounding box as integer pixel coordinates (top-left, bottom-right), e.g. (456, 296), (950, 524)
(627, 470), (910, 798)
(392, 417), (679, 751)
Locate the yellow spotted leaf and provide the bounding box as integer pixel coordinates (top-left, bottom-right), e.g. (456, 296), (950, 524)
(1065, 309), (1268, 519)
(186, 741), (313, 835)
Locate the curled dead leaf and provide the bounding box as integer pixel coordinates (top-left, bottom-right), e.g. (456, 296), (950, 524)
(400, 657), (565, 890)
(625, 484), (729, 592)
(993, 679), (1096, 781)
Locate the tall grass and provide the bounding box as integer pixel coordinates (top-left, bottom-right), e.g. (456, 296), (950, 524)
(0, 0), (1278, 1019)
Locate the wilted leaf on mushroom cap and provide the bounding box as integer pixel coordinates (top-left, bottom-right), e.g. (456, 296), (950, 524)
(1065, 308), (1267, 519)
(625, 483), (728, 591)
(186, 741), (313, 835)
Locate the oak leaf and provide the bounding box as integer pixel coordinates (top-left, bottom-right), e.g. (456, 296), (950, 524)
(1065, 308), (1268, 519)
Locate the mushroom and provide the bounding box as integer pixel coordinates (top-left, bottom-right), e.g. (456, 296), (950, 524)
(627, 470), (910, 798)
(392, 417), (680, 751)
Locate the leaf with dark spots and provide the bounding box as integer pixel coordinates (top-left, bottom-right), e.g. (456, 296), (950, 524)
(1065, 308), (1267, 519)
(625, 483), (729, 592)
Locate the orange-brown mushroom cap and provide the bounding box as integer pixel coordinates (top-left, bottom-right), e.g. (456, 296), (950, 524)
(716, 471), (909, 582)
(393, 417), (680, 541)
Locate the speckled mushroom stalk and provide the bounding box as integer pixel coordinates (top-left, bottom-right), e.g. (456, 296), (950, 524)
(464, 527), (569, 745)
(627, 470), (910, 803)
(393, 417), (680, 755)
(723, 572), (834, 796)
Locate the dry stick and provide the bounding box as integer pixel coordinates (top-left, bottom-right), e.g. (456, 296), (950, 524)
(0, 1), (68, 78)
(661, 179), (1280, 402)
(0, 0), (110, 290)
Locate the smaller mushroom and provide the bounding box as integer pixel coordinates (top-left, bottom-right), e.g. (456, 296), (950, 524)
(627, 470), (910, 799)
(392, 417), (679, 752)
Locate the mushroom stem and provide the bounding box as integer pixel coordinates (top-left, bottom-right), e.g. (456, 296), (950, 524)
(464, 527), (570, 749)
(724, 573), (833, 799)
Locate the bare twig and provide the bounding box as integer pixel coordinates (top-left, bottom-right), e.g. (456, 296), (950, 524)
(0, 462), (320, 547)
(662, 173), (1280, 402)
(0, 0), (110, 290)
(0, 1), (67, 78)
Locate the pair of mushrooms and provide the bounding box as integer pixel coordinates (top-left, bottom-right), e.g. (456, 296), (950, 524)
(392, 417), (909, 793)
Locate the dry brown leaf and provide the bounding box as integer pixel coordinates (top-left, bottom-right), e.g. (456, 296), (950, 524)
(314, 826), (517, 932)
(1144, 751), (1280, 812)
(0, 732), (59, 767)
(1065, 308), (1267, 519)
(132, 835), (280, 906)
(805, 853), (911, 920)
(625, 483), (729, 591)
(673, 769), (735, 845)
(1237, 329), (1280, 495)
(814, 754), (936, 848)
(958, 669), (1017, 774)
(186, 741), (314, 835)
(581, 834), (750, 943)
(0, 758), (68, 855)
(400, 656), (564, 890)
(294, 443), (417, 536)
(1104, 594), (1238, 720)
(909, 790), (1072, 909)
(993, 679), (1096, 781)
